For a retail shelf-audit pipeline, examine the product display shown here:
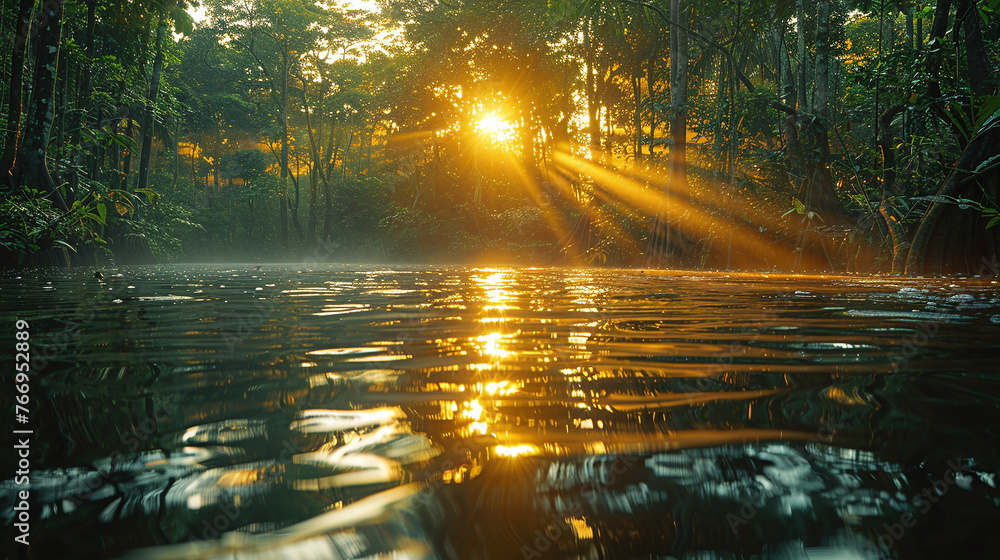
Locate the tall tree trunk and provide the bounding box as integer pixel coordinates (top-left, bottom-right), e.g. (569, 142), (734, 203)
(804, 0), (841, 217)
(342, 127), (354, 183)
(309, 165), (317, 241)
(279, 55), (290, 246)
(89, 102), (103, 180)
(874, 0), (884, 143)
(598, 48), (612, 157)
(56, 45), (68, 188)
(669, 0), (688, 199)
(324, 126), (342, 240)
(782, 36), (798, 160)
(632, 74), (642, 160)
(957, 0), (990, 97)
(286, 154), (304, 240)
(878, 105), (905, 198)
(906, 5), (914, 52)
(584, 22), (600, 152)
(111, 121), (121, 186)
(916, 11), (923, 51)
(904, 126), (1000, 274)
(137, 20), (166, 194)
(120, 119), (133, 191)
(795, 0), (808, 113)
(325, 117), (336, 169)
(300, 77), (330, 244)
(173, 119), (179, 189)
(121, 148), (132, 191)
(191, 141), (197, 205)
(308, 102), (321, 241)
(904, 0), (1000, 274)
(279, 195), (289, 246)
(814, 0), (831, 138)
(1, 0), (34, 187)
(365, 129), (373, 173)
(647, 44), (657, 157)
(290, 185), (304, 239)
(878, 104), (906, 273)
(68, 0), (97, 199)
(13, 0), (67, 211)
(924, 0), (963, 142)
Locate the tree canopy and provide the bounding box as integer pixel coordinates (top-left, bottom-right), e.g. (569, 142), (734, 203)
(2, 0), (998, 273)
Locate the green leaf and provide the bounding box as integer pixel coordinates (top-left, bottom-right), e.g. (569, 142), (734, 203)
(171, 5), (195, 36)
(134, 188), (160, 203)
(52, 239), (77, 252)
(793, 197), (805, 215)
(974, 96), (1000, 133)
(918, 195), (952, 204)
(97, 203), (107, 225)
(974, 153), (1000, 175)
(987, 216), (1000, 229)
(941, 102), (974, 144)
(103, 125), (137, 151)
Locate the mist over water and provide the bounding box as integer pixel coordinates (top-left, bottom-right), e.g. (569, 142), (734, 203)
(3, 264), (1000, 559)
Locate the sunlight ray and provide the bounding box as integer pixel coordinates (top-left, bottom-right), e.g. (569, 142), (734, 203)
(552, 150), (824, 269)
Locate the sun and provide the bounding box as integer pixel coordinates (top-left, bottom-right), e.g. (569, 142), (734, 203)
(475, 113), (516, 144)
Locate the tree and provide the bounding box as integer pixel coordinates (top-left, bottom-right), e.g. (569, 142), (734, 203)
(903, 0), (1000, 273)
(8, 0), (69, 211)
(206, 0), (329, 245)
(1, 0), (35, 192)
(669, 0), (688, 198)
(136, 1), (196, 196)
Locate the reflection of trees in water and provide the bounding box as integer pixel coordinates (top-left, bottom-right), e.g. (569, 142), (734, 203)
(9, 426), (1000, 559)
(7, 269), (1000, 558)
(440, 444), (1000, 559)
(2, 404), (442, 559)
(19, 354), (1000, 559)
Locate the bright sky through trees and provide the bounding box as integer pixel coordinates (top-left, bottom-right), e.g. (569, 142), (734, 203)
(476, 113), (517, 144)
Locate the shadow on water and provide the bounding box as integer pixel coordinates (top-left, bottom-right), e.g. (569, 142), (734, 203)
(2, 264), (1000, 559)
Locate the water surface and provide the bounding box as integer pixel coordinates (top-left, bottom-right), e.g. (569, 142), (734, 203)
(2, 264), (1000, 559)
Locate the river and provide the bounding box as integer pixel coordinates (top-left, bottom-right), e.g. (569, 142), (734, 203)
(2, 264), (999, 559)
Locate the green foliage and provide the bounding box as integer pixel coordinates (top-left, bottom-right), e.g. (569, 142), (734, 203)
(0, 191), (106, 265)
(2, 0), (997, 271)
(222, 150), (271, 182)
(380, 206), (473, 261)
(132, 177), (206, 261)
(913, 195), (1000, 230)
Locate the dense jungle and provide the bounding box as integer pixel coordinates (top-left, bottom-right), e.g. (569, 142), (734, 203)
(2, 0), (999, 274)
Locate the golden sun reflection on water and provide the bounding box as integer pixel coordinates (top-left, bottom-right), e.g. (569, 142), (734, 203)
(484, 381), (516, 395)
(494, 444), (539, 457)
(476, 332), (512, 358)
(473, 269), (518, 316)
